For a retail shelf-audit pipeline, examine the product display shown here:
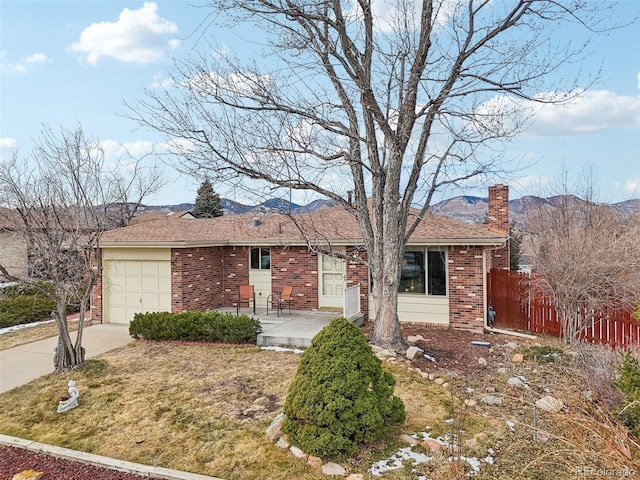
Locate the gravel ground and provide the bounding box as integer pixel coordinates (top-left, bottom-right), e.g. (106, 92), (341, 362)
(0, 445), (148, 480)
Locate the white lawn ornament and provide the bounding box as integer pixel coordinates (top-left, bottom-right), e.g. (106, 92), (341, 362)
(57, 380), (80, 413)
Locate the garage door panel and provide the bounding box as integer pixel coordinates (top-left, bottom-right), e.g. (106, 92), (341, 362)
(105, 259), (171, 324)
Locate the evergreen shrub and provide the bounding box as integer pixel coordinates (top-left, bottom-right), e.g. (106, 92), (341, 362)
(0, 284), (57, 328)
(615, 349), (640, 435)
(129, 311), (261, 343)
(282, 316), (405, 458)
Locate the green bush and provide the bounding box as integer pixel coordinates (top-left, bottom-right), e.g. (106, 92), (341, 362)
(633, 303), (640, 324)
(282, 316), (406, 458)
(614, 349), (640, 435)
(0, 294), (56, 328)
(128, 310), (262, 344)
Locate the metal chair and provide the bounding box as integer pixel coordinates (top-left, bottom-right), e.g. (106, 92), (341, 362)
(236, 285), (256, 314)
(267, 285), (293, 317)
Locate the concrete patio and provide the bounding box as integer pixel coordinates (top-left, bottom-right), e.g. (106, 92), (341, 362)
(220, 307), (343, 348)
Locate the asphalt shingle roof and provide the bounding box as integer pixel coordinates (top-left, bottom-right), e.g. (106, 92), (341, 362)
(100, 204), (506, 247)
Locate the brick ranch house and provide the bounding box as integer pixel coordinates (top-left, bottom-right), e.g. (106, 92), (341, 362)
(91, 185), (510, 333)
(0, 208), (30, 279)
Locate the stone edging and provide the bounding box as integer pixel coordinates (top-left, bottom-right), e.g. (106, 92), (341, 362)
(0, 434), (223, 480)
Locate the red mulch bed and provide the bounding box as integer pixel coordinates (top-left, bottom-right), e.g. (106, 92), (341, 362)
(0, 445), (149, 480)
(363, 322), (533, 378)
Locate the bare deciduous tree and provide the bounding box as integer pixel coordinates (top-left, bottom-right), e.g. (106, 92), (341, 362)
(130, 0), (613, 350)
(526, 178), (640, 344)
(0, 125), (165, 372)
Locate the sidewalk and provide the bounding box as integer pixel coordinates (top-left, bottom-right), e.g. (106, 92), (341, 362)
(0, 323), (133, 393)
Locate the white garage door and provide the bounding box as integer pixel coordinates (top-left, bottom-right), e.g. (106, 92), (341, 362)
(105, 260), (171, 324)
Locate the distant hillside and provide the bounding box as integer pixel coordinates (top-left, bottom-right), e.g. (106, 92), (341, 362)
(430, 195), (640, 226)
(137, 195), (639, 223)
(136, 197), (337, 216)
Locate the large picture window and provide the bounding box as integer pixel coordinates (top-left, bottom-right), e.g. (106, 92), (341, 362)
(250, 247), (271, 270)
(399, 248), (446, 296)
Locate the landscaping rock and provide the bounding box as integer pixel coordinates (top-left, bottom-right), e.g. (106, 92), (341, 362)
(406, 346), (424, 360)
(400, 434), (418, 446)
(407, 335), (424, 344)
(477, 357), (487, 367)
(434, 377), (445, 385)
(535, 395), (564, 413)
(322, 462), (347, 476)
(347, 474), (364, 480)
(464, 399), (477, 407)
(496, 367), (508, 375)
(482, 395), (503, 406)
(421, 439), (441, 453)
(307, 455), (322, 468)
(12, 471), (43, 480)
(276, 436), (290, 449)
(465, 438), (478, 448)
(507, 376), (529, 389)
(511, 353), (524, 363)
(290, 446), (307, 459)
(534, 430), (550, 443)
(266, 413), (285, 442)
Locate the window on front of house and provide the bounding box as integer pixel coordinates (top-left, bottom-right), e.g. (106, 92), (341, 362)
(427, 249), (447, 295)
(250, 247), (271, 270)
(399, 248), (447, 296)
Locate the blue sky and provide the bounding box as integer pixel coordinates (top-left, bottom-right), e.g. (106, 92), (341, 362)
(1, 1), (639, 206)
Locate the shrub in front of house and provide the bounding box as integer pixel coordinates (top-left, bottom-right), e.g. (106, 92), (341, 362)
(0, 285), (57, 328)
(128, 310), (262, 344)
(282, 316), (406, 458)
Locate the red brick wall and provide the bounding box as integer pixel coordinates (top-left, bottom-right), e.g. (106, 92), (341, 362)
(346, 247), (369, 318)
(270, 246), (318, 310)
(219, 246), (250, 308)
(90, 249), (102, 323)
(488, 184), (510, 270)
(171, 247), (225, 312)
(448, 245), (485, 332)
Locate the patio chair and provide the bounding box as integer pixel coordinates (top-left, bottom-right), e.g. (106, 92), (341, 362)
(236, 285), (256, 315)
(267, 285), (294, 317)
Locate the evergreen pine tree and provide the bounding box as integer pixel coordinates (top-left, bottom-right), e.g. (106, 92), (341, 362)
(192, 179), (224, 218)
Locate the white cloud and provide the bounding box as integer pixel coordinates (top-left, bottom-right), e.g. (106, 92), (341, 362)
(101, 139), (156, 161)
(0, 138), (17, 150)
(0, 138), (17, 163)
(623, 177), (640, 195)
(150, 72), (175, 89)
(68, 2), (179, 65)
(477, 85), (640, 139)
(637, 72), (640, 90)
(0, 50), (50, 73)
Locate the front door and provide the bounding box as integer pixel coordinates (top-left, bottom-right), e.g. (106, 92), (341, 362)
(319, 252), (345, 309)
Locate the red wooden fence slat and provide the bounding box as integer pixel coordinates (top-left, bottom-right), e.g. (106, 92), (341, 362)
(487, 269), (639, 348)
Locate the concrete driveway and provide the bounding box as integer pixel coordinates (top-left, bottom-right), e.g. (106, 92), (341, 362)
(0, 324), (133, 393)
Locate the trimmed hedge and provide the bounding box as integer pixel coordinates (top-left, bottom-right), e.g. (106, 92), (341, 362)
(283, 316), (406, 458)
(0, 294), (56, 328)
(129, 310), (262, 344)
(0, 282), (83, 329)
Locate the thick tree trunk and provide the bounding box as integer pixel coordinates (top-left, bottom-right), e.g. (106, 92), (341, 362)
(53, 301), (84, 373)
(371, 229), (408, 352)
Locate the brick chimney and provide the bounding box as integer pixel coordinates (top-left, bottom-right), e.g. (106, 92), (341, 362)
(487, 184), (510, 270)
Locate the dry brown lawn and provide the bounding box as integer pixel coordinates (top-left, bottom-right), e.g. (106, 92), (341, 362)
(0, 321), (78, 350)
(0, 332), (639, 480)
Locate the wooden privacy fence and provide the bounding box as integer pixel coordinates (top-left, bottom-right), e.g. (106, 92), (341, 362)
(487, 269), (639, 348)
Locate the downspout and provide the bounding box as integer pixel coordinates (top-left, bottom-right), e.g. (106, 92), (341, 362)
(483, 244), (537, 340)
